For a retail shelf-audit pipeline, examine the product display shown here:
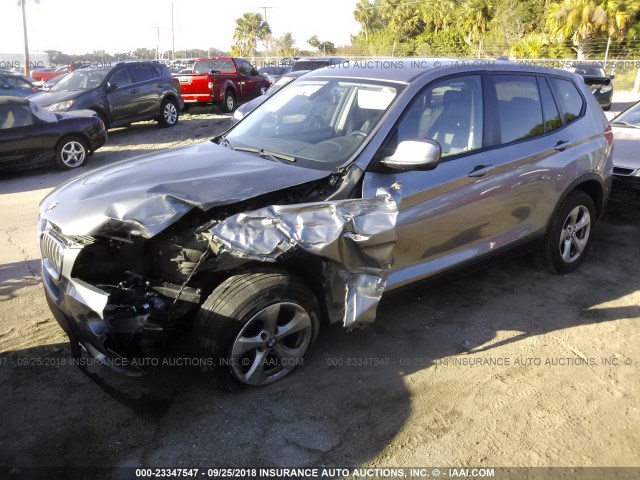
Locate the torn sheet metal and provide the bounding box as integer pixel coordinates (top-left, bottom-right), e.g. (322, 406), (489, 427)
(206, 185), (401, 327)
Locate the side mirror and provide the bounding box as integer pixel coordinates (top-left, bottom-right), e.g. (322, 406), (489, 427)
(381, 140), (441, 171)
(106, 82), (118, 91)
(609, 73), (616, 79)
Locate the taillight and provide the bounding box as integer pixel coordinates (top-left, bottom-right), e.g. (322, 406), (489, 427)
(604, 125), (614, 146)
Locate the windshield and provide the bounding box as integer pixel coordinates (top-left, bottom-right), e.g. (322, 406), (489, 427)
(5, 75), (32, 89)
(613, 102), (640, 127)
(51, 69), (108, 91)
(225, 78), (401, 169)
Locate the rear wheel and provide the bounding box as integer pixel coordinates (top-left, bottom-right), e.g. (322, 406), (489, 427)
(535, 191), (596, 274)
(193, 271), (319, 391)
(158, 98), (179, 127)
(56, 135), (88, 169)
(221, 90), (236, 113)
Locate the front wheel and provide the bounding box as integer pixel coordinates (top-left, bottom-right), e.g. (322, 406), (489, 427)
(56, 136), (88, 169)
(535, 191), (596, 274)
(193, 271), (320, 391)
(158, 98), (179, 127)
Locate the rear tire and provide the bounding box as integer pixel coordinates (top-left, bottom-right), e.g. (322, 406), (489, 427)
(221, 90), (236, 113)
(55, 135), (88, 170)
(535, 191), (596, 274)
(158, 98), (179, 127)
(193, 271), (320, 391)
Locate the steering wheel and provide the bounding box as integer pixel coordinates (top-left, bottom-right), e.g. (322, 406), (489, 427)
(305, 114), (326, 130)
(351, 129), (368, 138)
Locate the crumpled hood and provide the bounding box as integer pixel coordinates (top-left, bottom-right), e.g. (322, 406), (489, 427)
(39, 141), (330, 238)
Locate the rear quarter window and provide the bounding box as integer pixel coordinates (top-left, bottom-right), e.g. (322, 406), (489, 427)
(492, 75), (544, 144)
(550, 78), (584, 123)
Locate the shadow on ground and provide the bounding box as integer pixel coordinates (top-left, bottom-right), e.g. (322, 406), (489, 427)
(0, 202), (638, 477)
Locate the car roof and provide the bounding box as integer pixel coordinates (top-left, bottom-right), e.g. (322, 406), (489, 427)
(0, 96), (31, 106)
(302, 57), (580, 83)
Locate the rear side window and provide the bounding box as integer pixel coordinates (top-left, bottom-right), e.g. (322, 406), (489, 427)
(492, 75), (544, 143)
(0, 105), (34, 129)
(550, 78), (584, 123)
(131, 64), (157, 83)
(538, 77), (562, 133)
(194, 59), (235, 74)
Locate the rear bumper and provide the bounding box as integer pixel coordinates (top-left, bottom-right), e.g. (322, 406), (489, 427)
(611, 174), (640, 203)
(182, 93), (215, 103)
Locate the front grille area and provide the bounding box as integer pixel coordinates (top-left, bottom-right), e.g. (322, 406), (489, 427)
(613, 166), (636, 177)
(40, 230), (65, 280)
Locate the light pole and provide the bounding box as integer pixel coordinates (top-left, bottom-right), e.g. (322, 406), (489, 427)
(258, 6), (272, 60)
(18, 0), (39, 75)
(171, 3), (175, 61)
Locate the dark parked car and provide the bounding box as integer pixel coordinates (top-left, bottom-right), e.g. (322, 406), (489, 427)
(290, 56), (346, 72)
(258, 64), (293, 84)
(232, 69), (309, 122)
(29, 61), (183, 129)
(569, 63), (614, 110)
(609, 100), (640, 202)
(0, 72), (37, 98)
(39, 59), (612, 390)
(0, 96), (106, 170)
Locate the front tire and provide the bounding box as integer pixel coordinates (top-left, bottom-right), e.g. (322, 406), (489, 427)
(193, 271), (320, 391)
(158, 98), (179, 127)
(535, 191), (596, 274)
(56, 135), (88, 169)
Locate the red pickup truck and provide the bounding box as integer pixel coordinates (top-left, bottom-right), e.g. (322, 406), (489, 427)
(175, 57), (270, 112)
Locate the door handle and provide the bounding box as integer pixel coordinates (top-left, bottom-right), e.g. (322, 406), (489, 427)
(129, 89), (139, 94)
(468, 164), (495, 178)
(554, 140), (570, 151)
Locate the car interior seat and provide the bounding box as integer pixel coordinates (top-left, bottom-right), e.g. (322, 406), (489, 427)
(425, 89), (472, 155)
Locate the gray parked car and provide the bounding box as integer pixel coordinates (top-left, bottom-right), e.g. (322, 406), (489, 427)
(30, 61), (183, 129)
(609, 100), (640, 202)
(39, 59), (612, 390)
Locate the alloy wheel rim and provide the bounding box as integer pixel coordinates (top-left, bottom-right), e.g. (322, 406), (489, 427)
(226, 96), (234, 110)
(230, 302), (312, 386)
(164, 103), (177, 124)
(559, 205), (591, 263)
(61, 141), (85, 167)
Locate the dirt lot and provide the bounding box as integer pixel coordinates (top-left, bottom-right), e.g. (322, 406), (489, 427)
(0, 98), (639, 479)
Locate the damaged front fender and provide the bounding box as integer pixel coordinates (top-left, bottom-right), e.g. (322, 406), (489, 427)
(204, 185), (401, 327)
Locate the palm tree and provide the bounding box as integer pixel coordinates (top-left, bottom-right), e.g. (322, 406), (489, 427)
(546, 0), (640, 58)
(231, 13), (271, 57)
(274, 33), (296, 57)
(459, 0), (494, 49)
(354, 0), (375, 41)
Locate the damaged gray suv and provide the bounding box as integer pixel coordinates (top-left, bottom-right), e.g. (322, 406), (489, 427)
(39, 59), (613, 390)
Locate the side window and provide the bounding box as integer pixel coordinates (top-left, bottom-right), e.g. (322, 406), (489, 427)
(238, 60), (256, 75)
(0, 105), (34, 129)
(538, 77), (562, 133)
(109, 68), (133, 88)
(392, 75), (483, 157)
(131, 64), (155, 83)
(493, 75), (544, 143)
(152, 65), (164, 78)
(550, 78), (583, 123)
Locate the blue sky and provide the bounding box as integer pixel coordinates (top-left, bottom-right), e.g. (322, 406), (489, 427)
(1, 0), (361, 55)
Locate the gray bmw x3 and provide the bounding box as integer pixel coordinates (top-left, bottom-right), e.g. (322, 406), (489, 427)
(39, 59), (613, 390)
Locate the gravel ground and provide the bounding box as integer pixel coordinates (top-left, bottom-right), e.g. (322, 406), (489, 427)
(0, 98), (639, 479)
